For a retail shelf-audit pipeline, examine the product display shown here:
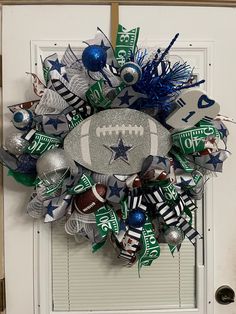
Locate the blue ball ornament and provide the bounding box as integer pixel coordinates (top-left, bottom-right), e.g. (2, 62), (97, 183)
(82, 45), (107, 72)
(127, 209), (146, 228)
(120, 62), (142, 86)
(13, 109), (33, 131)
(16, 154), (37, 175)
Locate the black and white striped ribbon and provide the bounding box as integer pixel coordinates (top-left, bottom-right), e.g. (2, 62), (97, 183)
(144, 186), (165, 204)
(127, 187), (143, 209)
(177, 217), (202, 245)
(180, 191), (197, 211)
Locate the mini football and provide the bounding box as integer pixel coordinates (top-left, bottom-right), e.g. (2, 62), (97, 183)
(64, 108), (172, 175)
(73, 183), (107, 214)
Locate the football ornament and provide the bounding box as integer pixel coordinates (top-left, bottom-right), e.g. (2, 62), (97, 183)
(73, 184), (107, 214)
(64, 108), (172, 175)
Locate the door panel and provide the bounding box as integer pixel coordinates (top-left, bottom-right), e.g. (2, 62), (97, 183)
(2, 5), (236, 314)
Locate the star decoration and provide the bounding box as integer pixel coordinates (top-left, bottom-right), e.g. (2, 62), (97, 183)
(46, 201), (58, 218)
(100, 40), (110, 52)
(176, 176), (193, 188)
(218, 124), (228, 138)
(48, 59), (65, 74)
(118, 90), (134, 106)
(157, 156), (168, 167)
(206, 153), (223, 170)
(105, 136), (133, 164)
(109, 182), (123, 198)
(45, 117), (65, 130)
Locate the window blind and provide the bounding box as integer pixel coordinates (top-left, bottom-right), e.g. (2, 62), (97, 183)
(52, 219), (196, 311)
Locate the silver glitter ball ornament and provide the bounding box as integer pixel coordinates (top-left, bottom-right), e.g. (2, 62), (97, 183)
(164, 226), (184, 246)
(5, 132), (29, 156)
(36, 148), (76, 185)
(120, 62), (142, 86)
(12, 109), (33, 131)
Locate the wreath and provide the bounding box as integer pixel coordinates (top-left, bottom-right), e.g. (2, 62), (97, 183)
(0, 25), (231, 271)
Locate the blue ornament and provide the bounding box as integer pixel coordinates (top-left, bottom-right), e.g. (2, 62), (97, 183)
(82, 45), (107, 72)
(13, 109), (33, 131)
(127, 209), (146, 228)
(16, 154), (37, 175)
(120, 62), (142, 86)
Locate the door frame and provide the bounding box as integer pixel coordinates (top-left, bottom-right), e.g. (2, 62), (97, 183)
(0, 1), (230, 313)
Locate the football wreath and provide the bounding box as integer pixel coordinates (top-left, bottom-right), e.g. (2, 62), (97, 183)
(0, 25), (232, 270)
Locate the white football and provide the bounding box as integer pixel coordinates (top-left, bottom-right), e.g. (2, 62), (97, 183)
(64, 108), (171, 175)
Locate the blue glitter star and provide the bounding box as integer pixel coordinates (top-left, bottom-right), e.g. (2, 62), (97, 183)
(118, 90), (134, 106)
(105, 137), (133, 164)
(109, 182), (123, 198)
(218, 124), (228, 138)
(206, 153), (223, 170)
(100, 40), (110, 52)
(48, 59), (65, 74)
(46, 201), (58, 218)
(45, 117), (65, 130)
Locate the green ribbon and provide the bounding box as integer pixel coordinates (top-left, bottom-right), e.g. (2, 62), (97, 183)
(92, 240), (106, 253)
(68, 113), (83, 130)
(68, 174), (94, 194)
(159, 181), (178, 203)
(120, 197), (129, 220)
(95, 205), (120, 238)
(172, 125), (220, 155)
(86, 79), (125, 109)
(114, 24), (140, 66)
(26, 132), (62, 155)
(170, 148), (194, 173)
(138, 218), (160, 271)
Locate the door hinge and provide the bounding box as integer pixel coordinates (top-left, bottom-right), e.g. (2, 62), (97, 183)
(0, 278), (6, 312)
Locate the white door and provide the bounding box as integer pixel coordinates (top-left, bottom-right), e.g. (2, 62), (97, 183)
(2, 4), (236, 314)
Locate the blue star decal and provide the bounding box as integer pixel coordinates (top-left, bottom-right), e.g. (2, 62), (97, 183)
(45, 117), (65, 130)
(206, 153), (223, 170)
(105, 136), (133, 164)
(118, 90), (134, 106)
(157, 156), (168, 167)
(176, 176), (192, 187)
(218, 124), (228, 138)
(100, 40), (110, 52)
(109, 182), (123, 198)
(48, 59), (65, 74)
(46, 201), (58, 218)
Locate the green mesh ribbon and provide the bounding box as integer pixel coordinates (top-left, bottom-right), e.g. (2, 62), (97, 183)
(8, 169), (37, 187)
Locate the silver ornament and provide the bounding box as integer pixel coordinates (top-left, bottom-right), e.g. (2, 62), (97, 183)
(12, 109), (33, 130)
(164, 226), (184, 246)
(120, 62), (142, 86)
(36, 148), (76, 185)
(5, 132), (29, 156)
